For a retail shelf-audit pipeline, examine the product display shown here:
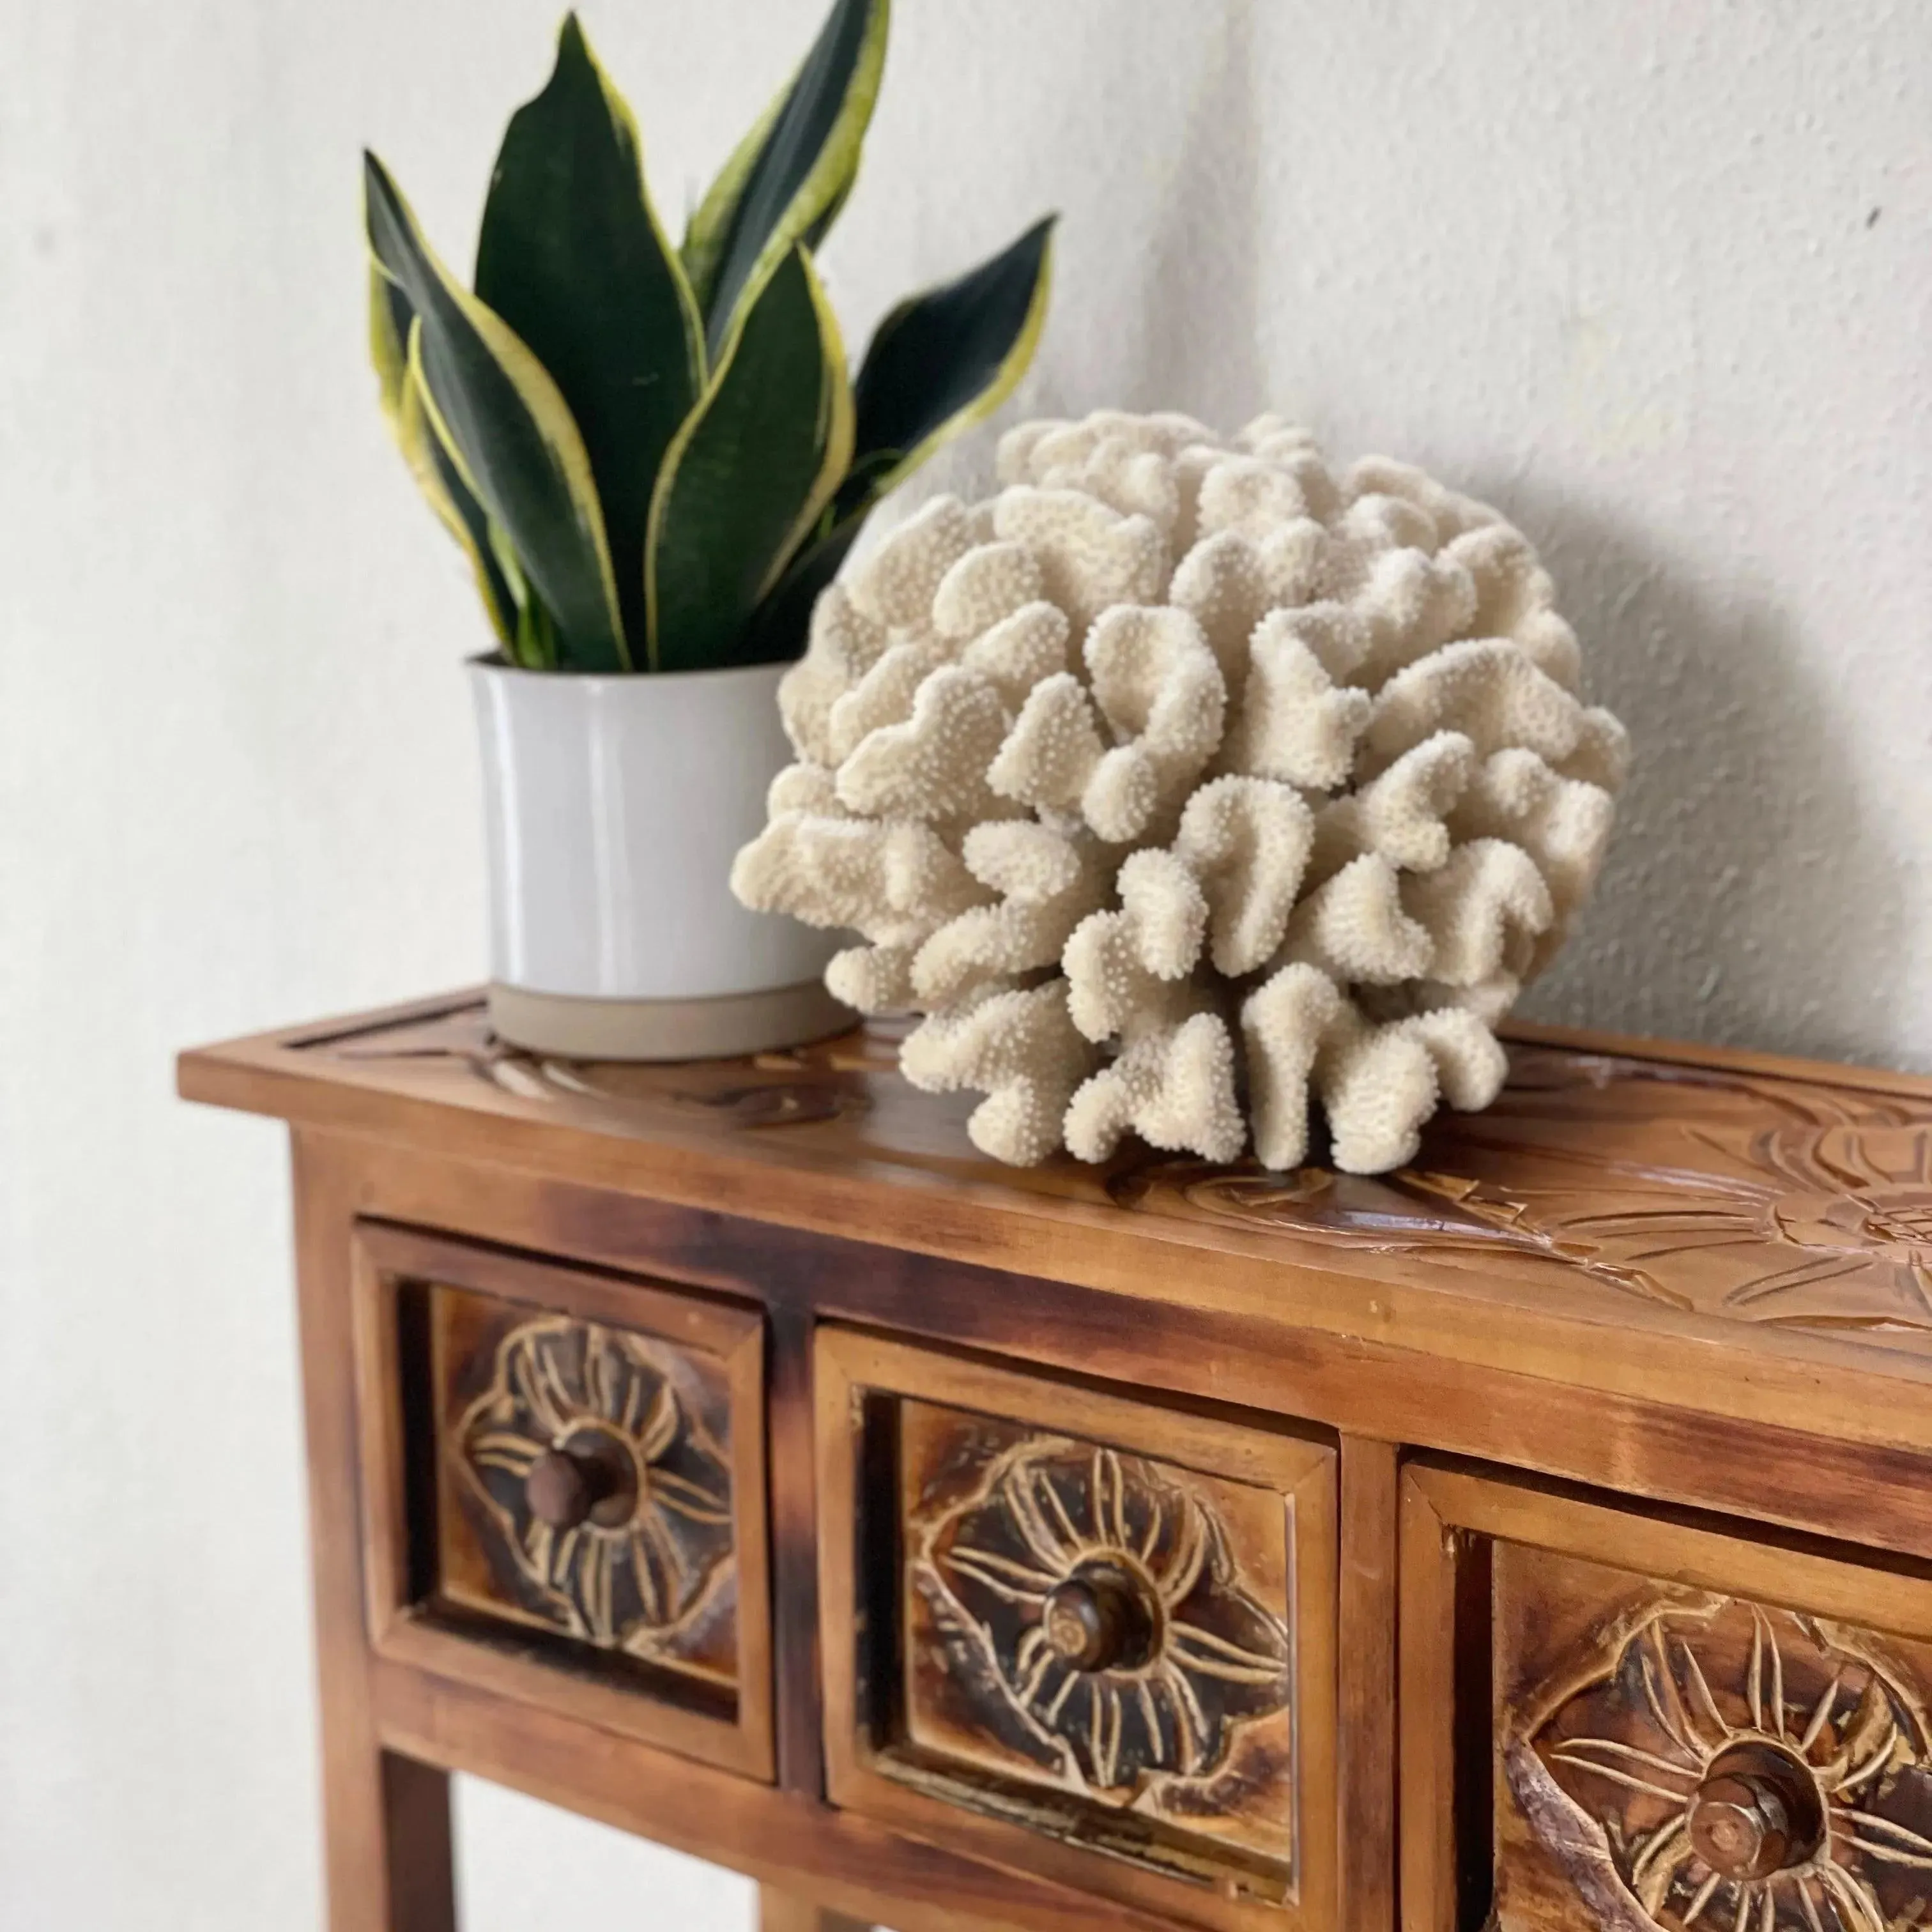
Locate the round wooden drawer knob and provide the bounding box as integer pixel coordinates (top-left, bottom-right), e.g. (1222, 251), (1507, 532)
(524, 1436), (636, 1531)
(1688, 1746), (1824, 1879)
(1042, 1567), (1157, 1673)
(525, 1448), (595, 1528)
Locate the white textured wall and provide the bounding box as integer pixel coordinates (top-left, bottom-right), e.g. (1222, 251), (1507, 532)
(2, 2), (1926, 1926)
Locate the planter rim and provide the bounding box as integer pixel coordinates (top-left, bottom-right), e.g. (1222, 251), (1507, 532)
(466, 651), (795, 689)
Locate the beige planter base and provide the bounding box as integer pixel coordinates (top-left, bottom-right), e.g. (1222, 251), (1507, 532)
(487, 979), (854, 1062)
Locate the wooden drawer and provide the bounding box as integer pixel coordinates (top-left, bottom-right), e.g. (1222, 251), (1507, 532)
(1401, 1464), (1932, 1932)
(816, 1328), (1338, 1932)
(351, 1223), (772, 1779)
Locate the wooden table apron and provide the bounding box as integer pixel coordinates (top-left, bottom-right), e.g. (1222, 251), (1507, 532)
(179, 993), (1932, 1932)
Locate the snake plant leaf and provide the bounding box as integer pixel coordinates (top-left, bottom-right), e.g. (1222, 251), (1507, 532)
(647, 245), (854, 671)
(682, 0), (888, 355)
(679, 79), (783, 311)
(364, 150), (627, 672)
(368, 261), (415, 422)
(368, 264), (519, 651)
(745, 220), (1054, 661)
(843, 213), (1056, 513)
(743, 507), (868, 664)
(474, 13), (703, 654)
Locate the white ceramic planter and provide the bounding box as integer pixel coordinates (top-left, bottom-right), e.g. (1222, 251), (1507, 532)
(468, 657), (847, 1060)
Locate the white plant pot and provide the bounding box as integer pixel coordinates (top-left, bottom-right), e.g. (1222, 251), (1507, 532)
(468, 657), (847, 1061)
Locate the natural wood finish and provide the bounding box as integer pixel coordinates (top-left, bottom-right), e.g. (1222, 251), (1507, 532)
(176, 993), (1932, 1932)
(1397, 1474), (1458, 1932)
(1496, 1015), (1932, 1102)
(372, 1648), (1190, 1932)
(1406, 1463), (1932, 1642)
(767, 1303), (828, 1797)
(1402, 1460), (1932, 1932)
(1337, 1439), (1398, 1932)
(758, 1887), (873, 1932)
(426, 1286), (733, 1680)
(892, 1399), (1296, 1867)
(178, 1000), (1932, 1473)
(290, 1135), (457, 1932)
(270, 1130), (1932, 1572)
(348, 1222), (773, 1779)
(815, 1326), (1337, 1932)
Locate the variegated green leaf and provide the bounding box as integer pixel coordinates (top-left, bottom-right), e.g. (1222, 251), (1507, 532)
(844, 213), (1055, 512)
(475, 14), (702, 656)
(682, 0), (888, 353)
(364, 150), (627, 672)
(368, 261), (414, 422)
(745, 219), (1054, 662)
(679, 80), (783, 312)
(647, 246), (854, 671)
(368, 264), (519, 650)
(743, 507), (868, 664)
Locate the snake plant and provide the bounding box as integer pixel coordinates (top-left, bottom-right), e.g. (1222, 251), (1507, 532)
(365, 3), (1055, 674)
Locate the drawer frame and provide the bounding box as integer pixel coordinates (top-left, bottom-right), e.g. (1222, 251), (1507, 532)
(348, 1220), (774, 1780)
(1399, 1460), (1932, 1932)
(816, 1324), (1340, 1932)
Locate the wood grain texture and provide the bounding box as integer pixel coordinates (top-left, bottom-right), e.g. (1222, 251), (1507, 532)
(898, 1402), (1297, 1865)
(290, 1134), (457, 1932)
(295, 1134), (1932, 1570)
(432, 1288), (739, 1680)
(768, 1303), (828, 1798)
(1338, 1438), (1398, 1932)
(1397, 1473), (1459, 1932)
(175, 997), (1932, 1932)
(347, 1220), (774, 1779)
(372, 1650), (1193, 1932)
(1410, 1461), (1932, 1932)
(758, 1887), (873, 1932)
(178, 1000), (1932, 1469)
(816, 1327), (1337, 1932)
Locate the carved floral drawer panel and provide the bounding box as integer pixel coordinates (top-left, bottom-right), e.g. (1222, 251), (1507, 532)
(816, 1328), (1338, 1932)
(349, 1223), (774, 1779)
(1400, 1464), (1932, 1932)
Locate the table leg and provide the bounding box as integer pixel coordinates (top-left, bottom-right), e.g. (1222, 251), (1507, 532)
(757, 1884), (873, 1932)
(295, 1135), (459, 1931)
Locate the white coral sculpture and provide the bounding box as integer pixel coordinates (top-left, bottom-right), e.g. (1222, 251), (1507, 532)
(732, 411), (1629, 1174)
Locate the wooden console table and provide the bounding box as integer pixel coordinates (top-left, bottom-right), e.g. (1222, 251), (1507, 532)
(179, 994), (1932, 1932)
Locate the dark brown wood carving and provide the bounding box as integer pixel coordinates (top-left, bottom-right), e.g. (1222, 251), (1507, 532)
(433, 1289), (737, 1689)
(896, 1400), (1300, 1892)
(1113, 1049), (1932, 1340)
(1511, 1594), (1932, 1932)
(295, 1000), (1932, 1360)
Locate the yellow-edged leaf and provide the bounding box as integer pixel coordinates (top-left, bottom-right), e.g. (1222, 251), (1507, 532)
(680, 81), (786, 315)
(762, 260), (854, 599)
(645, 246), (853, 671)
(365, 150), (627, 672)
(846, 214), (1055, 506)
(688, 0), (889, 352)
(369, 261), (519, 648)
(475, 15), (703, 656)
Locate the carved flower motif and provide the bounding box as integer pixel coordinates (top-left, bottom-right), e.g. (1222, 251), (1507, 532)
(1112, 1059), (1932, 1342)
(1749, 1125), (1932, 1313)
(456, 1318), (733, 1653)
(919, 1439), (1290, 1795)
(1521, 1601), (1932, 1932)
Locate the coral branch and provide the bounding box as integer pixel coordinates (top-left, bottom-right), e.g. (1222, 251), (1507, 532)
(735, 411), (1627, 1173)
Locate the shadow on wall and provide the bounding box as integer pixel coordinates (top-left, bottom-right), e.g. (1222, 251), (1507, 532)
(1489, 482), (1907, 1069)
(981, 0), (1908, 1075)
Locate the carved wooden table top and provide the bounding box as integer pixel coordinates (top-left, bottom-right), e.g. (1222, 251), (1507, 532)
(180, 993), (1932, 1932)
(183, 994), (1932, 1458)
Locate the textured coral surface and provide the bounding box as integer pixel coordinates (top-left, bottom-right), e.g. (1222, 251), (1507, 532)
(733, 411), (1629, 1173)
